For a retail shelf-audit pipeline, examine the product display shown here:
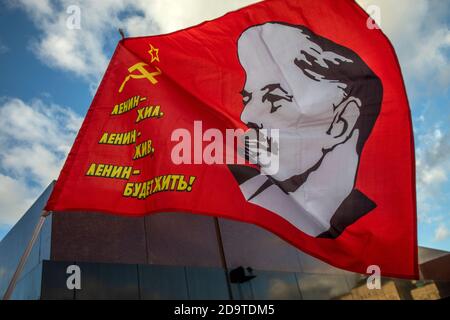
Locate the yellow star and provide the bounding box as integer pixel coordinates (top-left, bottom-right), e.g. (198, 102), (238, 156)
(148, 44), (160, 63)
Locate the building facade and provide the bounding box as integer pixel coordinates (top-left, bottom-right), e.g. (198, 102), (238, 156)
(0, 182), (449, 300)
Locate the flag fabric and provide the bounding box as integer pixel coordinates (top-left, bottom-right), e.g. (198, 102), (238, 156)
(46, 0), (418, 278)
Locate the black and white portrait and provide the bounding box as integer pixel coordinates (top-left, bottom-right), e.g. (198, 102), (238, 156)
(229, 22), (383, 238)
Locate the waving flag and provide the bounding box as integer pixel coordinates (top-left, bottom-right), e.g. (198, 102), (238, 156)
(45, 0), (418, 278)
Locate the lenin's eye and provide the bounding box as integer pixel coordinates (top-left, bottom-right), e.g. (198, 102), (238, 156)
(241, 90), (252, 106)
(261, 83), (293, 113)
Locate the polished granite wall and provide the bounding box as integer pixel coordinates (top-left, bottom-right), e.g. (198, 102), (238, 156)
(1, 182), (449, 300)
(50, 210), (354, 275)
(38, 260), (449, 300)
(0, 183), (53, 299)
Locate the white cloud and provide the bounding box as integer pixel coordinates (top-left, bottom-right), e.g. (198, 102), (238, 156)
(0, 173), (36, 227)
(357, 0), (450, 90)
(0, 97), (82, 226)
(8, 0), (258, 85)
(421, 167), (446, 185)
(415, 126), (450, 223)
(0, 39), (8, 54)
(416, 127), (450, 187)
(434, 224), (450, 241)
(135, 0), (258, 34)
(9, 0), (447, 91)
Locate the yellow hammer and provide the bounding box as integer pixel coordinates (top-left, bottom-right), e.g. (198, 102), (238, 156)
(119, 62), (162, 93)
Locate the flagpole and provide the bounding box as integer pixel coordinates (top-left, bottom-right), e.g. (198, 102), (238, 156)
(214, 217), (234, 300)
(2, 210), (51, 300)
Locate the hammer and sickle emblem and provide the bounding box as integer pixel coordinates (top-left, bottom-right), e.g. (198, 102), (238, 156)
(119, 62), (162, 93)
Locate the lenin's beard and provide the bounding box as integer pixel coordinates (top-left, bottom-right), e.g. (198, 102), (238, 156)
(244, 127), (357, 196)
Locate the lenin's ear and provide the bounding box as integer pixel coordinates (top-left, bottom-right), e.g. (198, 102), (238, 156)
(326, 97), (361, 147)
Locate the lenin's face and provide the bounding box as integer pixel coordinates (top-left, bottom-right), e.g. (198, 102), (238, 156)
(238, 23), (358, 181)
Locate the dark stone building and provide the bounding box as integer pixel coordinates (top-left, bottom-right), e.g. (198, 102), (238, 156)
(0, 182), (449, 299)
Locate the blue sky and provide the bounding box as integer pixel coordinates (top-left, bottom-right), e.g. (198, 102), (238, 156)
(0, 0), (449, 252)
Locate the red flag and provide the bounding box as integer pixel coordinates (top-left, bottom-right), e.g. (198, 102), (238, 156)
(46, 0), (418, 278)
